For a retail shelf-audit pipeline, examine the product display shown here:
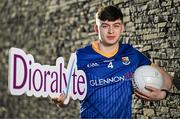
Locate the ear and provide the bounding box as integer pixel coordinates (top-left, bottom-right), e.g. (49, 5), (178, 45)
(94, 24), (99, 34)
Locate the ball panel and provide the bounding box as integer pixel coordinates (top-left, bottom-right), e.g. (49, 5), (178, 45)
(133, 65), (164, 92)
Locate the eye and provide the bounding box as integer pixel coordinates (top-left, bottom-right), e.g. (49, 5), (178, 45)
(101, 25), (108, 28)
(114, 24), (121, 28)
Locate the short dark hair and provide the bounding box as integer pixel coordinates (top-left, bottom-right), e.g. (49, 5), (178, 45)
(96, 5), (123, 22)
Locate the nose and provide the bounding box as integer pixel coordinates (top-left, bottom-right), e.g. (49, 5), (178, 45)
(108, 26), (114, 34)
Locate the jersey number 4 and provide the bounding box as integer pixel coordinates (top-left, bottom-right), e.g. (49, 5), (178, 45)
(108, 62), (113, 69)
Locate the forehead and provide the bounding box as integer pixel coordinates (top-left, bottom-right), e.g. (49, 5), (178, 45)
(96, 19), (122, 25)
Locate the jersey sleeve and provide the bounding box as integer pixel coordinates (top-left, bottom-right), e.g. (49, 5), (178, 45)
(73, 51), (80, 70)
(135, 49), (151, 66)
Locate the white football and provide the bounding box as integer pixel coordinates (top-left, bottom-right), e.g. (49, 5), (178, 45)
(133, 65), (164, 92)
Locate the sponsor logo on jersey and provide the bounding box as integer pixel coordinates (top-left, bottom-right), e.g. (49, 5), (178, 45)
(122, 57), (131, 65)
(89, 72), (133, 87)
(87, 62), (99, 68)
(90, 76), (125, 86)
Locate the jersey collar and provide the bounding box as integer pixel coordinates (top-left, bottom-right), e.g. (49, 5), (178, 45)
(92, 41), (119, 58)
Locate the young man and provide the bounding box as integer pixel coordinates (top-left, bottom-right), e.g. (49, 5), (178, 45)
(52, 5), (172, 118)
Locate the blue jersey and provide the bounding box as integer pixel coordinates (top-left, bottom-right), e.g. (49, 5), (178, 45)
(76, 41), (151, 118)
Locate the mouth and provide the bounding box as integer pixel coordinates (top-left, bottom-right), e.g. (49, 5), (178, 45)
(107, 36), (116, 40)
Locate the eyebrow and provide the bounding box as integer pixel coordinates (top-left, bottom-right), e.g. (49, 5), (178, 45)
(114, 23), (122, 25)
(101, 23), (109, 26)
(101, 22), (122, 26)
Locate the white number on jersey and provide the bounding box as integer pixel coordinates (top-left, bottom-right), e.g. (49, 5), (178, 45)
(108, 62), (113, 68)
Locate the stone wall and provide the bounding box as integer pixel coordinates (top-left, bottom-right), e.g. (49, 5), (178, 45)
(0, 0), (179, 118)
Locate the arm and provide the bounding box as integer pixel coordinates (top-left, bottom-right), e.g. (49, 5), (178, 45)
(134, 64), (172, 101)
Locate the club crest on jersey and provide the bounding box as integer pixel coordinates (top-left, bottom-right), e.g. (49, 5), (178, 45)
(122, 57), (131, 65)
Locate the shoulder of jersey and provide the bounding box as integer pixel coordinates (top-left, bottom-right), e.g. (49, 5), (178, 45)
(118, 44), (134, 54)
(76, 44), (94, 54)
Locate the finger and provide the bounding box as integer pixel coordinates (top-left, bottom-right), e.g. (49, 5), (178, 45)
(52, 93), (65, 102)
(135, 89), (151, 97)
(145, 85), (158, 92)
(134, 91), (148, 99)
(52, 98), (60, 104)
(57, 96), (66, 102)
(134, 91), (151, 101)
(57, 94), (68, 103)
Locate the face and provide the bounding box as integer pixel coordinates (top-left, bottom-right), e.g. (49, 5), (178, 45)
(95, 19), (124, 46)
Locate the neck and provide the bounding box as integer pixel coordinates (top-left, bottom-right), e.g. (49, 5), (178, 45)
(98, 41), (119, 53)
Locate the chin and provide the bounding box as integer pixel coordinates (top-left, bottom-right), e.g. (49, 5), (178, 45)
(107, 39), (119, 45)
(104, 41), (118, 46)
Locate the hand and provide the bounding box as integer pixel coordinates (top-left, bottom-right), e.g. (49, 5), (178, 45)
(134, 86), (167, 101)
(51, 93), (67, 108)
